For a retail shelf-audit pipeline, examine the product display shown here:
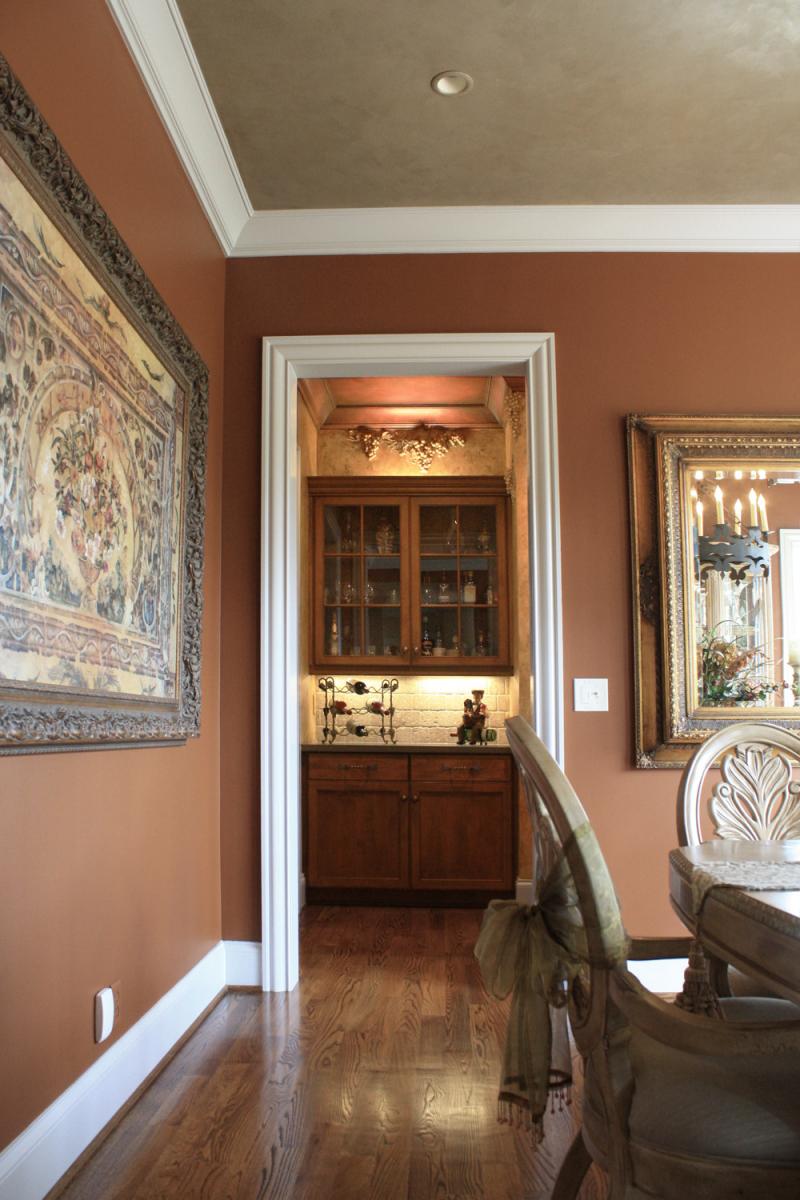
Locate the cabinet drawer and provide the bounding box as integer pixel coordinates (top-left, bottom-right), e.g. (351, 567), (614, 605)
(411, 754), (511, 784)
(307, 753), (408, 782)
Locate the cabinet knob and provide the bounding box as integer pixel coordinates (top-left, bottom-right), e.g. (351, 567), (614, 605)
(411, 793), (420, 803)
(401, 645), (409, 655)
(412, 646), (419, 655)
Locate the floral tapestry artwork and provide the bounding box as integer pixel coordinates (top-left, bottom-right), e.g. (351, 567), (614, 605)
(0, 55), (207, 752)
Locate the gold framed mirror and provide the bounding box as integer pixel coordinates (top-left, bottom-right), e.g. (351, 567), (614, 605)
(628, 415), (800, 767)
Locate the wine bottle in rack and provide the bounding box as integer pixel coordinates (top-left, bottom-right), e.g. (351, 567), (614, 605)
(346, 718), (368, 737)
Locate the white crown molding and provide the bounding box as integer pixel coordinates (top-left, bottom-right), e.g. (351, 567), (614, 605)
(106, 0), (252, 255)
(106, 2), (800, 257)
(235, 204), (800, 257)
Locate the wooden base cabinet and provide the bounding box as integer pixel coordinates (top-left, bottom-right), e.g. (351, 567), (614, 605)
(304, 750), (514, 902)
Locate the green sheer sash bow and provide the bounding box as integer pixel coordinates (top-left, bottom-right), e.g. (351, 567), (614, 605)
(475, 824), (628, 1140)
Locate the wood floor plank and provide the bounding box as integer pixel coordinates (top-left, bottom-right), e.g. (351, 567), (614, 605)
(58, 906), (609, 1200)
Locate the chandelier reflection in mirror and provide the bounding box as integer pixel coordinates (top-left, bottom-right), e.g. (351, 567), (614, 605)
(688, 466), (800, 710)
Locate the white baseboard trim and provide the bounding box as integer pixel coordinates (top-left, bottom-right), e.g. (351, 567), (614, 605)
(627, 957), (686, 994)
(224, 940), (262, 988)
(515, 877), (534, 905)
(0, 943), (226, 1200)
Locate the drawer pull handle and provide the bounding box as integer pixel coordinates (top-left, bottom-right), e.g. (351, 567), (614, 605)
(339, 763), (376, 772)
(449, 766), (479, 775)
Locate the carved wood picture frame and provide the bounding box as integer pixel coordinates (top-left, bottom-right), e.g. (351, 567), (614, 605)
(628, 414), (800, 768)
(0, 54), (207, 753)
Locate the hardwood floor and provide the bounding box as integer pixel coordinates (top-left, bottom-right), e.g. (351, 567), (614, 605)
(58, 908), (608, 1199)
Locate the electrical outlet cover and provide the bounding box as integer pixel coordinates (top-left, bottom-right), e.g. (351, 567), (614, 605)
(573, 677), (609, 712)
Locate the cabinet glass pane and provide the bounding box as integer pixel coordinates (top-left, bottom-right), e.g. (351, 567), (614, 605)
(420, 505), (458, 554)
(460, 557), (499, 605)
(421, 606), (460, 657)
(364, 505), (401, 555)
(420, 557), (458, 605)
(460, 607), (499, 658)
(364, 556), (400, 604)
(460, 506), (497, 554)
(323, 606), (362, 656)
(323, 505), (360, 552)
(324, 556), (360, 605)
(366, 608), (402, 657)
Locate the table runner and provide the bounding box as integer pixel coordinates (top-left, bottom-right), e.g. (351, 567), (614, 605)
(690, 859), (800, 916)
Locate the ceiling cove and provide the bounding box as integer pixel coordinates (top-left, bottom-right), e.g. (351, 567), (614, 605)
(107, 0), (800, 257)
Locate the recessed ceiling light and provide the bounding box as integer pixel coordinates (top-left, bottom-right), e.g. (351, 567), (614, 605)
(430, 70), (473, 97)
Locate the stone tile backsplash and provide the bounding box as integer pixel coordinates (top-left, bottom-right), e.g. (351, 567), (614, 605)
(312, 675), (510, 745)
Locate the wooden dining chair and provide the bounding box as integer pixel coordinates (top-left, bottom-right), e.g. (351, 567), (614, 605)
(506, 715), (800, 1200)
(677, 721), (800, 996)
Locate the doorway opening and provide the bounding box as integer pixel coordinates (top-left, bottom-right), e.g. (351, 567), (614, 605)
(260, 334), (561, 991)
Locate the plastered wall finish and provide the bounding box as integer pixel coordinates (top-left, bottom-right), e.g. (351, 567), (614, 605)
(222, 251), (800, 941)
(0, 3), (225, 1150)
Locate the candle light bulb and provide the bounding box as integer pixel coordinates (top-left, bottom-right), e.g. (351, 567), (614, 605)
(749, 488), (758, 527)
(733, 498), (743, 534)
(690, 486), (698, 501)
(758, 494), (768, 530)
(696, 500), (704, 536)
(714, 485), (724, 524)
(694, 470), (704, 480)
(734, 469), (743, 480)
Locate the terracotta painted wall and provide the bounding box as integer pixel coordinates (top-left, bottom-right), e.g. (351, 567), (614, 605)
(0, 3), (225, 1149)
(222, 252), (800, 941)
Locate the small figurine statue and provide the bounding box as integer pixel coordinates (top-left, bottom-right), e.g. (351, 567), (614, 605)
(455, 689), (489, 744)
(375, 514), (395, 555)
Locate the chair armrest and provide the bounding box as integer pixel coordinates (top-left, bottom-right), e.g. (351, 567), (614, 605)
(627, 936), (692, 961)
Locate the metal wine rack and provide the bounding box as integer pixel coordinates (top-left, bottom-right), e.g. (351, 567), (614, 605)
(318, 677), (399, 744)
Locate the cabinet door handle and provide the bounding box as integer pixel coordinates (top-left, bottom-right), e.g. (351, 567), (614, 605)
(401, 645), (409, 654)
(401, 794), (408, 802)
(411, 793), (420, 803)
(412, 646), (419, 655)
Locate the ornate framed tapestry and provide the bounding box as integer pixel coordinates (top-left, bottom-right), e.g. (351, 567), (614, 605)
(0, 55), (208, 753)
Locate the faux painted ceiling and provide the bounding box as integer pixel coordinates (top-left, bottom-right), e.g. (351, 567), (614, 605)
(177, 0), (800, 210)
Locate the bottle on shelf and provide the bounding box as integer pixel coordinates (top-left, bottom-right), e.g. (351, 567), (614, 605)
(422, 573), (434, 603)
(421, 619), (433, 656)
(462, 570), (477, 604)
(438, 572), (449, 603)
(329, 614), (339, 655)
(345, 718), (368, 737)
(486, 573), (495, 605)
(368, 700), (385, 715)
(476, 628), (488, 656)
(348, 680), (369, 694)
(477, 522), (491, 552)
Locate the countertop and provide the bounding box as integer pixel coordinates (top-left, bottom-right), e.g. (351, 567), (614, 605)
(302, 742), (511, 755)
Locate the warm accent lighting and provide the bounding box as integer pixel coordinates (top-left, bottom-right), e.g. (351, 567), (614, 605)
(695, 481), (771, 578)
(430, 70), (474, 96)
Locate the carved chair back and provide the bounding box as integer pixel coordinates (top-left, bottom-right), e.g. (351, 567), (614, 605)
(506, 716), (800, 1200)
(506, 716), (628, 1056)
(677, 722), (800, 846)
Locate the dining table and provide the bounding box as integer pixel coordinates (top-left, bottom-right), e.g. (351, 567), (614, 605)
(669, 838), (800, 1007)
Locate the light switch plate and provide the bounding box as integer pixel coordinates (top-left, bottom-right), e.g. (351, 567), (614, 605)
(573, 678), (609, 712)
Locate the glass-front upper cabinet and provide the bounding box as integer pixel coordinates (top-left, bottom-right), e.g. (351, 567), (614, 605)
(412, 497), (508, 668)
(310, 479), (510, 672)
(316, 499), (408, 667)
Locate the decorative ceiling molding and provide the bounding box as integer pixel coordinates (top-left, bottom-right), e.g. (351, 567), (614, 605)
(233, 204), (800, 257)
(109, 1), (800, 258)
(348, 425), (466, 472)
(106, 0), (252, 254)
(504, 389), (525, 437)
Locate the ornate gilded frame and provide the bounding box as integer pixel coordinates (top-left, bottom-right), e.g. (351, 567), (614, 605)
(0, 54), (207, 753)
(628, 414), (800, 768)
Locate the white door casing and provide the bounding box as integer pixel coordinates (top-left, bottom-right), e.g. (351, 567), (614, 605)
(260, 333), (562, 991)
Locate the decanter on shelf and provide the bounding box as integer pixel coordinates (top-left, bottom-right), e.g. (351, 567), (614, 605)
(462, 570), (476, 604)
(421, 619), (433, 656)
(438, 573), (450, 603)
